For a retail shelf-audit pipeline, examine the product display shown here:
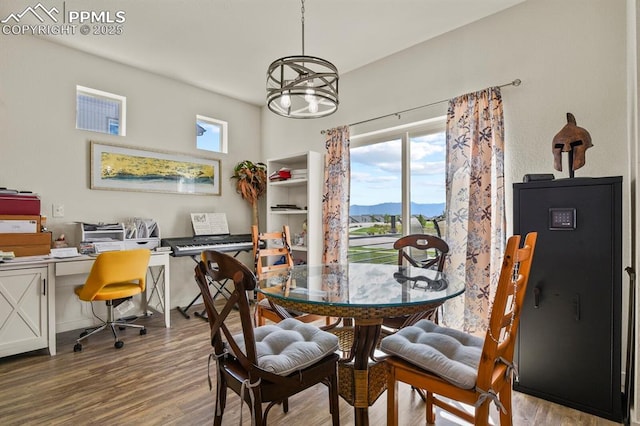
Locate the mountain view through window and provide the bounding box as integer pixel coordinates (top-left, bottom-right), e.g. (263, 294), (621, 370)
(349, 127), (445, 263)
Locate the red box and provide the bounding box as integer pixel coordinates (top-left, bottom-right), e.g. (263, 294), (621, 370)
(0, 194), (41, 215)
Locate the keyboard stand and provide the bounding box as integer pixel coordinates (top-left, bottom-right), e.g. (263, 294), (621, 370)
(176, 292), (201, 319)
(177, 250), (245, 320)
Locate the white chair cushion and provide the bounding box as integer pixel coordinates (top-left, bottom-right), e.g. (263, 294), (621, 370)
(234, 318), (339, 376)
(380, 319), (483, 389)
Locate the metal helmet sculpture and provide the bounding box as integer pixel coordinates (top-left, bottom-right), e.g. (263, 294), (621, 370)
(552, 112), (593, 174)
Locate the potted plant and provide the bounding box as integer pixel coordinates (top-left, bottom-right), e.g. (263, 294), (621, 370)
(231, 160), (267, 229)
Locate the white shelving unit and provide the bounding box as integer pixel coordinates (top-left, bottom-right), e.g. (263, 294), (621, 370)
(266, 151), (323, 266)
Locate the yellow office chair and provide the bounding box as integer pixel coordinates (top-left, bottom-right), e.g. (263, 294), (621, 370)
(73, 249), (151, 352)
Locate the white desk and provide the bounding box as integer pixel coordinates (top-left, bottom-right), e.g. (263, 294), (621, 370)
(0, 251), (170, 357)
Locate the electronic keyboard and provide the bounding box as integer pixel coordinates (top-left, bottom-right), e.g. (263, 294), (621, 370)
(161, 234), (254, 257)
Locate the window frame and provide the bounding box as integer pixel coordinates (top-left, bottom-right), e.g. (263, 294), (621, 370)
(76, 85), (127, 136)
(350, 116), (446, 237)
(196, 114), (228, 154)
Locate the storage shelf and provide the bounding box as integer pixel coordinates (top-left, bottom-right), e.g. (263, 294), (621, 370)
(269, 178), (308, 187)
(270, 210), (308, 215)
(267, 151), (322, 267)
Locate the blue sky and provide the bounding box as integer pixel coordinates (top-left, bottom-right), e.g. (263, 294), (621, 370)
(196, 120), (222, 152)
(350, 132), (446, 206)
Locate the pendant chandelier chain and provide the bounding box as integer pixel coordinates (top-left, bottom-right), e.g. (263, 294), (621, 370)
(301, 0), (305, 56)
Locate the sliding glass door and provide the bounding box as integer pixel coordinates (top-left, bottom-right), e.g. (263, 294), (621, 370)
(348, 119), (445, 263)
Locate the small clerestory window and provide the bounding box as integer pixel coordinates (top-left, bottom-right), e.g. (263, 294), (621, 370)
(196, 115), (228, 153)
(76, 85), (126, 136)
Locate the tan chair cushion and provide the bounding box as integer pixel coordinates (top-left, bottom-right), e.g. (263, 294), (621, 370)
(380, 319), (483, 389)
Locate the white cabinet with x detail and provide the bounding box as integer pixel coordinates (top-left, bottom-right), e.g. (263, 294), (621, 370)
(0, 266), (49, 357)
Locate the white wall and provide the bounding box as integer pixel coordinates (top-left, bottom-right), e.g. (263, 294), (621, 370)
(0, 35), (261, 308)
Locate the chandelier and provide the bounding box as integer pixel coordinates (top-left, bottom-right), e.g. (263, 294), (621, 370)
(266, 0), (339, 119)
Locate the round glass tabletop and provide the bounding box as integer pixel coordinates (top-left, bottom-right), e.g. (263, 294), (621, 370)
(257, 263), (465, 310)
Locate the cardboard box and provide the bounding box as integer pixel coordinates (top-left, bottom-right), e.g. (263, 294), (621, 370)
(0, 215), (41, 233)
(0, 232), (51, 256)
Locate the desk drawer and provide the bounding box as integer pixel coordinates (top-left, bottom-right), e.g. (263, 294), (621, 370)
(124, 238), (160, 250)
(55, 259), (94, 276)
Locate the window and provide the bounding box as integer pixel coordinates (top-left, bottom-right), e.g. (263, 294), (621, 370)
(76, 86), (126, 136)
(349, 117), (446, 263)
(196, 115), (228, 153)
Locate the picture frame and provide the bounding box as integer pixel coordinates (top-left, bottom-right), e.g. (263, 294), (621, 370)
(90, 141), (221, 195)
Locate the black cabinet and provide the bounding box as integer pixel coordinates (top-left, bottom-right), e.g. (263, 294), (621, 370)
(513, 176), (622, 422)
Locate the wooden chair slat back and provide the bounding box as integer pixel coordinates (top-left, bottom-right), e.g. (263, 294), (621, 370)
(393, 234), (449, 271)
(252, 225), (294, 278)
(476, 232), (537, 388)
(195, 250), (259, 369)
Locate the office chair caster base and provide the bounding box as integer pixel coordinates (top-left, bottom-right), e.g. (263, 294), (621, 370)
(140, 328), (147, 335)
(79, 331), (88, 338)
(74, 343), (82, 352)
(115, 341), (124, 349)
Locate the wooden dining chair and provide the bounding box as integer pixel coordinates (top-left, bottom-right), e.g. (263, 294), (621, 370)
(194, 250), (340, 426)
(382, 234), (450, 331)
(381, 232), (537, 426)
(252, 225), (329, 326)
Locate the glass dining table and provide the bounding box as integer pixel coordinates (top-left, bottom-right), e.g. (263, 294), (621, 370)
(257, 262), (465, 426)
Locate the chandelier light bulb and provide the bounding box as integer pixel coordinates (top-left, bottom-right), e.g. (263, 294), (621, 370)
(304, 91), (315, 103)
(308, 100), (319, 114)
(304, 89), (318, 104)
(304, 80), (315, 102)
(280, 92), (291, 108)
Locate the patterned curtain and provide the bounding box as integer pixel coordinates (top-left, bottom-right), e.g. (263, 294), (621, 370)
(322, 126), (350, 264)
(442, 87), (506, 335)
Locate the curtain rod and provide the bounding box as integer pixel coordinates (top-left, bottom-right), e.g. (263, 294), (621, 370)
(321, 78), (521, 134)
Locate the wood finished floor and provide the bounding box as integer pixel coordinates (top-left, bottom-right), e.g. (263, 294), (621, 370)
(0, 304), (622, 426)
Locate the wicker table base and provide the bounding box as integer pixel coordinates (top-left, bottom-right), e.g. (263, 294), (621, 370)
(338, 360), (388, 407)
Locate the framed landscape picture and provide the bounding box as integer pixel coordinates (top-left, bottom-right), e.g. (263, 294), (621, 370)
(90, 141), (221, 195)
